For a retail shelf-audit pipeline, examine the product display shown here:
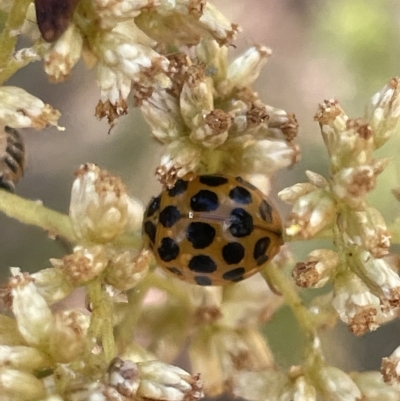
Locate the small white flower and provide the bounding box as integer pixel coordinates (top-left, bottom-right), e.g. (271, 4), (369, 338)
(366, 76), (400, 149)
(342, 208), (390, 258)
(332, 270), (380, 336)
(352, 371), (400, 400)
(0, 368), (46, 401)
(0, 345), (49, 372)
(285, 188), (336, 239)
(0, 86), (61, 129)
(105, 249), (151, 290)
(352, 249), (400, 308)
(44, 23), (83, 82)
(318, 366), (362, 401)
(137, 360), (203, 401)
(9, 268), (55, 347)
(292, 249), (338, 288)
(332, 165), (376, 209)
(218, 45), (272, 96)
(69, 164), (131, 243)
(48, 310), (89, 363)
(31, 267), (74, 304)
(93, 0), (156, 29)
(50, 245), (109, 285)
(382, 346), (400, 384)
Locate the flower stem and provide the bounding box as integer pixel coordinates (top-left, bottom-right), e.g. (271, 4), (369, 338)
(86, 276), (117, 365)
(0, 0), (31, 84)
(0, 189), (76, 241)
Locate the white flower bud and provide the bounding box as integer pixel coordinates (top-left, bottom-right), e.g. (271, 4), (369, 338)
(265, 105), (299, 141)
(230, 139), (298, 176)
(50, 245), (109, 285)
(197, 2), (239, 45)
(305, 170), (329, 188)
(279, 182), (317, 205)
(126, 196), (144, 231)
(315, 101), (376, 173)
(332, 271), (380, 336)
(96, 29), (168, 79)
(137, 360), (203, 401)
(189, 109), (231, 148)
(0, 368), (46, 401)
(141, 91), (185, 143)
(93, 0), (155, 29)
(382, 346), (400, 384)
(292, 249), (338, 288)
(342, 208), (390, 258)
(44, 23), (83, 82)
(0, 86), (61, 129)
(49, 310), (89, 363)
(352, 371), (400, 400)
(105, 249), (150, 290)
(285, 189), (336, 239)
(107, 357), (140, 397)
(353, 250), (400, 308)
(9, 268), (55, 347)
(195, 39), (228, 83)
(95, 65), (131, 123)
(70, 164), (131, 243)
(0, 345), (49, 372)
(332, 165), (376, 209)
(180, 65), (214, 129)
(31, 267), (74, 304)
(366, 77), (400, 149)
(218, 45), (271, 96)
(318, 366), (362, 401)
(157, 139), (201, 187)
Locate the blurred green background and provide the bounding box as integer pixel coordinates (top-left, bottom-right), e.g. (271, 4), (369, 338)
(2, 0), (400, 376)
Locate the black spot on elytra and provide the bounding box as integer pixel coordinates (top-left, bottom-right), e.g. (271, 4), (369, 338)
(146, 196), (161, 218)
(229, 186), (252, 204)
(186, 222), (215, 249)
(222, 242), (245, 264)
(190, 190), (219, 212)
(229, 208), (253, 237)
(144, 221), (156, 244)
(194, 275), (213, 286)
(159, 205), (181, 227)
(260, 199), (273, 223)
(222, 267), (245, 282)
(253, 237), (270, 266)
(168, 179), (188, 197)
(158, 237), (180, 262)
(188, 255), (217, 273)
(199, 175), (228, 187)
(167, 266), (183, 276)
(235, 176), (257, 190)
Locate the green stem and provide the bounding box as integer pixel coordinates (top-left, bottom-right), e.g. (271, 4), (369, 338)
(0, 190), (76, 241)
(86, 276), (117, 364)
(261, 264), (316, 336)
(0, 0), (32, 83)
(0, 42), (50, 83)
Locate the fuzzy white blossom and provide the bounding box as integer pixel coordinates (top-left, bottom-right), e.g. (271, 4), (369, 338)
(0, 86), (61, 129)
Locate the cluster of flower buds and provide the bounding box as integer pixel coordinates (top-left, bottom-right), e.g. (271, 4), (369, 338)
(137, 272), (282, 395)
(51, 163), (151, 290)
(141, 41), (299, 188)
(280, 78), (400, 336)
(15, 0), (241, 125)
(233, 363), (400, 401)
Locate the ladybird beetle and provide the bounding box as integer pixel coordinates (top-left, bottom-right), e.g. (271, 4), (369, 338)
(143, 174), (283, 286)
